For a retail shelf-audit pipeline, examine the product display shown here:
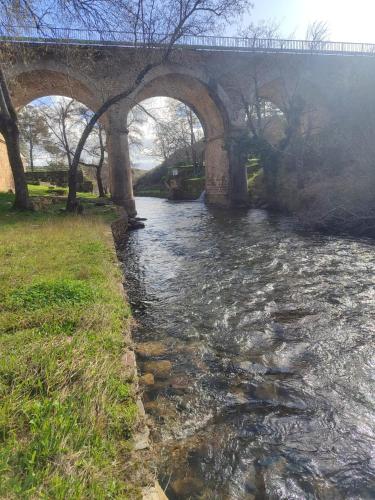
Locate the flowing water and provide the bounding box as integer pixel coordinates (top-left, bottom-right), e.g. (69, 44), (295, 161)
(119, 197), (375, 499)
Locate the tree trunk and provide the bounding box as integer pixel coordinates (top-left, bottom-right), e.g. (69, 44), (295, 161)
(97, 126), (105, 198)
(67, 162), (78, 210)
(4, 124), (32, 209)
(0, 64), (31, 210)
(29, 137), (34, 171)
(96, 166), (105, 198)
(188, 108), (197, 174)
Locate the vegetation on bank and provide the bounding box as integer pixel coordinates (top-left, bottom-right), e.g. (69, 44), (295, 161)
(0, 188), (140, 498)
(167, 176), (205, 201)
(133, 163), (168, 197)
(134, 161), (205, 201)
(135, 187), (169, 198)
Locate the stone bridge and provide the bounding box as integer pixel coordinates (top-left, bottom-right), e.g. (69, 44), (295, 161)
(3, 30), (375, 214)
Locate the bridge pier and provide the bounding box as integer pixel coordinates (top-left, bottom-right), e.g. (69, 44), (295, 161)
(228, 129), (250, 207)
(205, 137), (230, 206)
(106, 105), (136, 216)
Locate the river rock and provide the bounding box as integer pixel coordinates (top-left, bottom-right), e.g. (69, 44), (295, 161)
(122, 350), (137, 378)
(144, 400), (159, 412)
(236, 361), (269, 375)
(254, 382), (279, 401)
(128, 217), (145, 230)
(169, 376), (190, 390)
(143, 360), (172, 379)
(140, 373), (155, 385)
(142, 481), (168, 500)
(133, 425), (150, 450)
(225, 390), (248, 405)
(111, 214), (128, 242)
(136, 342), (167, 358)
(170, 477), (204, 497)
(144, 401), (165, 418)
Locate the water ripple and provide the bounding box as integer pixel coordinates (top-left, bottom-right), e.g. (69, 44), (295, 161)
(121, 198), (375, 499)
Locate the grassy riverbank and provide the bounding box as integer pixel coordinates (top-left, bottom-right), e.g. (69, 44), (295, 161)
(0, 190), (140, 498)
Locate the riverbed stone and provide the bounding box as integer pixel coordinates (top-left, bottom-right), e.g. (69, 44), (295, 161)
(143, 360), (172, 379)
(128, 217), (146, 230)
(136, 398), (146, 418)
(169, 376), (190, 391)
(136, 342), (167, 358)
(140, 373), (155, 385)
(142, 481), (168, 500)
(144, 400), (163, 416)
(122, 350), (137, 378)
(254, 382), (279, 401)
(170, 477), (204, 497)
(111, 214), (128, 242)
(133, 425), (150, 450)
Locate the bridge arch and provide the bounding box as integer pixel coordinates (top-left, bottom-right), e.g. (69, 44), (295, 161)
(130, 67), (234, 206)
(250, 76), (330, 134)
(7, 62), (252, 212)
(5, 69), (111, 197)
(10, 69), (101, 113)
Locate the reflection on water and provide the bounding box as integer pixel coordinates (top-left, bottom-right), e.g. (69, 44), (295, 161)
(119, 197), (375, 499)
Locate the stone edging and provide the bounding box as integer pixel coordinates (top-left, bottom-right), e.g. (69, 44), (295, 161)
(110, 221), (168, 500)
(121, 349), (168, 499)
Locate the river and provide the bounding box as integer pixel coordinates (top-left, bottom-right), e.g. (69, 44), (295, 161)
(119, 197), (375, 499)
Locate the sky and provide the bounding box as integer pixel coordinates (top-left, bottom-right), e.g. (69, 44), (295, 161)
(17, 0), (375, 43)
(247, 0), (375, 43)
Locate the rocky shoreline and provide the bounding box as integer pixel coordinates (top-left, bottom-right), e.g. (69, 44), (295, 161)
(111, 214), (167, 500)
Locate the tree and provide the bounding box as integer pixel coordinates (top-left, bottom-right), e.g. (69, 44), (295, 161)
(128, 105), (147, 150)
(64, 0), (251, 211)
(239, 19), (281, 46)
(36, 97), (109, 196)
(137, 99), (203, 167)
(0, 1), (117, 209)
(306, 21), (329, 49)
(38, 98), (87, 169)
(176, 102), (203, 170)
(93, 124), (106, 198)
(0, 61), (32, 208)
(18, 105), (50, 170)
(79, 118), (108, 198)
(222, 21), (311, 199)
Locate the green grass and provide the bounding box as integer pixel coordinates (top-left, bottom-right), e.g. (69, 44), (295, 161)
(134, 188), (168, 198)
(247, 169), (262, 189)
(27, 184), (97, 199)
(180, 177), (205, 199)
(0, 190), (141, 498)
(0, 186), (114, 229)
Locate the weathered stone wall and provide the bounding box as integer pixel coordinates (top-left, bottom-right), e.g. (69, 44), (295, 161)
(6, 42), (361, 209)
(0, 136), (14, 193)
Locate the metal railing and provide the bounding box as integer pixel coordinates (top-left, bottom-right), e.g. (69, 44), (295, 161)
(2, 26), (375, 56)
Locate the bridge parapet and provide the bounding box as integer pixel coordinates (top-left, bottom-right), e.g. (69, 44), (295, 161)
(2, 26), (375, 56)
